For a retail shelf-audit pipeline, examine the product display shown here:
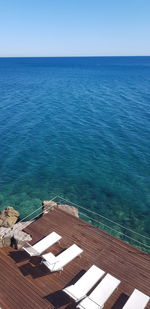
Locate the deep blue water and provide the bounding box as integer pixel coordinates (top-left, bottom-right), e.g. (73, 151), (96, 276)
(0, 57), (150, 237)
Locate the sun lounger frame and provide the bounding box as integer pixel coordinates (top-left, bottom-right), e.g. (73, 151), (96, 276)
(42, 243), (83, 272)
(122, 289), (150, 309)
(77, 273), (121, 309)
(23, 231), (62, 256)
(63, 265), (105, 302)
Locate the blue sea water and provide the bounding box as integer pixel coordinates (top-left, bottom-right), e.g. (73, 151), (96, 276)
(0, 57), (150, 237)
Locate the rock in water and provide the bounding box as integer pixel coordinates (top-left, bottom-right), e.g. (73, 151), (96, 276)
(0, 206), (20, 228)
(42, 200), (79, 217)
(42, 201), (58, 213)
(57, 203), (79, 217)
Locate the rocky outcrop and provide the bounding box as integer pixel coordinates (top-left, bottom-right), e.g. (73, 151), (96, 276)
(0, 227), (11, 247)
(0, 206), (20, 228)
(42, 200), (79, 218)
(0, 199), (79, 250)
(0, 205), (32, 249)
(42, 201), (57, 213)
(0, 226), (32, 249)
(57, 203), (79, 217)
(13, 230), (32, 249)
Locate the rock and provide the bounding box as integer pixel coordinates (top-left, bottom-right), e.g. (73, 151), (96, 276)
(13, 230), (32, 250)
(0, 227), (7, 247)
(3, 234), (12, 247)
(0, 221), (32, 249)
(0, 238), (3, 248)
(0, 226), (10, 237)
(0, 206), (20, 228)
(3, 216), (18, 228)
(0, 228), (13, 247)
(57, 203), (79, 218)
(13, 221), (33, 231)
(42, 200), (79, 217)
(5, 206), (19, 218)
(42, 201), (57, 213)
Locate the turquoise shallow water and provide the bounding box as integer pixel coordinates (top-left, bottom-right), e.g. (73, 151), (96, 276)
(0, 57), (150, 238)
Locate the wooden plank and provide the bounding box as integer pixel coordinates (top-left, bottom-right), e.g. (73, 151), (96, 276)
(0, 208), (150, 309)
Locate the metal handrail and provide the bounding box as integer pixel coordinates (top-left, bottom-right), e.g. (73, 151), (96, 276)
(79, 211), (150, 250)
(55, 195), (150, 242)
(0, 195), (58, 238)
(0, 195), (149, 251)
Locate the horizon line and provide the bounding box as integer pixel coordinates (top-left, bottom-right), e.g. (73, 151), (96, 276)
(0, 55), (150, 58)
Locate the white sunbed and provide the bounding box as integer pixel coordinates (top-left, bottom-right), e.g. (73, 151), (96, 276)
(63, 265), (105, 302)
(23, 231), (62, 256)
(122, 289), (150, 309)
(77, 273), (121, 309)
(42, 244), (83, 272)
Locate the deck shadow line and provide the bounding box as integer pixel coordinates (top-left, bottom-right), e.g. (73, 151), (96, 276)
(9, 250), (29, 263)
(111, 293), (129, 309)
(63, 269), (86, 288)
(19, 262), (51, 278)
(44, 290), (70, 308)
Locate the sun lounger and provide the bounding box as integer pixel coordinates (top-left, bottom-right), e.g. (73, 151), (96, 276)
(77, 273), (121, 309)
(122, 289), (150, 309)
(23, 231), (62, 256)
(63, 265), (105, 302)
(42, 244), (83, 272)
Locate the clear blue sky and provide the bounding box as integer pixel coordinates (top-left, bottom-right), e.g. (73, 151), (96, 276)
(0, 0), (150, 57)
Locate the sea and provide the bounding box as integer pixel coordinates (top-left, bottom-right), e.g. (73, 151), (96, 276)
(0, 57), (150, 239)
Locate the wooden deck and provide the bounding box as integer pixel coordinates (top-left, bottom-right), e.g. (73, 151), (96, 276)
(0, 208), (150, 309)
